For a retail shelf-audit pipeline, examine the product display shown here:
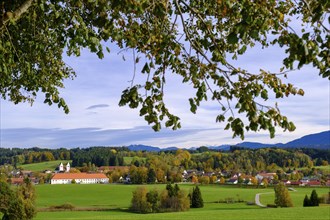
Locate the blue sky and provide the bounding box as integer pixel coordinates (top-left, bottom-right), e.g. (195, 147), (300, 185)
(0, 42), (329, 149)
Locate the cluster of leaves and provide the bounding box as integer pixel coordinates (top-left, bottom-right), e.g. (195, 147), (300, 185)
(0, 178), (36, 220)
(1, 0), (329, 138)
(130, 184), (190, 213)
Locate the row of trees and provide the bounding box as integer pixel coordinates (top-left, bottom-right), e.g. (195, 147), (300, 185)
(130, 184), (203, 213)
(1, 147), (328, 171)
(303, 190), (319, 207)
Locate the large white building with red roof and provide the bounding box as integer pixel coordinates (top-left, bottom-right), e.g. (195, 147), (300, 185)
(51, 173), (109, 184)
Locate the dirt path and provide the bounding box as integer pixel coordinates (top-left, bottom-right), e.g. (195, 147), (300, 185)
(255, 192), (273, 208)
(255, 188), (297, 208)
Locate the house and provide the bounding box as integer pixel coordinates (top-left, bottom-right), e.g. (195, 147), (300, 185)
(51, 173), (109, 184)
(282, 180), (291, 185)
(10, 177), (24, 185)
(20, 170), (33, 177)
(289, 181), (302, 186)
(300, 177), (310, 185)
(307, 180), (321, 186)
(255, 173), (275, 182)
(10, 177), (39, 185)
(227, 178), (238, 184)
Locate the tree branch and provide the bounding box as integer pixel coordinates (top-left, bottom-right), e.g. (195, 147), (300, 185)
(1, 0), (34, 29)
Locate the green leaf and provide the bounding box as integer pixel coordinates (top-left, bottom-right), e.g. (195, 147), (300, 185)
(227, 32), (238, 44)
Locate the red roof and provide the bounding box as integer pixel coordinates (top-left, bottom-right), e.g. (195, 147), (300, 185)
(52, 173), (107, 180)
(10, 178), (24, 184)
(307, 180), (321, 186)
(290, 181), (301, 185)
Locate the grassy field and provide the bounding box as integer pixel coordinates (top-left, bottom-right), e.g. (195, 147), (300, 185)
(259, 187), (330, 206)
(34, 184), (330, 220)
(123, 157), (146, 165)
(298, 165), (330, 175)
(18, 160), (72, 172)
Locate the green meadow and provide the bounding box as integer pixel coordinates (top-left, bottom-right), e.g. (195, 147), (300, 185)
(18, 160), (72, 172)
(34, 184), (330, 220)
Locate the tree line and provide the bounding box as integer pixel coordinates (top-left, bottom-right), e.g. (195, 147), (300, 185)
(0, 147), (329, 175)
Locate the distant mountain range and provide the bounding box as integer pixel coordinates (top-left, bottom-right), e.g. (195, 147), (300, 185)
(235, 130), (330, 149)
(128, 130), (330, 151)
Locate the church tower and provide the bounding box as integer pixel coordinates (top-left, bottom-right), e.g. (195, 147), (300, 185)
(66, 162), (70, 172)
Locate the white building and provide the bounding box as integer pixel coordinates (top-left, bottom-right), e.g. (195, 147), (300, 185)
(51, 173), (109, 184)
(66, 162), (70, 172)
(57, 162), (70, 173)
(59, 163), (64, 172)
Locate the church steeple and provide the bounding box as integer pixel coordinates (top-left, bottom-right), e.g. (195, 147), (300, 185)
(66, 162), (70, 172)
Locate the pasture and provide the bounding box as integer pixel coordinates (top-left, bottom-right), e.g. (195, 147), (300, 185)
(18, 160), (72, 172)
(34, 184), (329, 220)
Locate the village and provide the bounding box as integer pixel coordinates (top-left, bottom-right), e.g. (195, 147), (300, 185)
(4, 161), (330, 187)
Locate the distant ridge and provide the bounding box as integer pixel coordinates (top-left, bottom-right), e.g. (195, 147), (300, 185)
(284, 130), (330, 148)
(127, 130), (330, 151)
(128, 145), (160, 152)
(232, 130), (329, 150)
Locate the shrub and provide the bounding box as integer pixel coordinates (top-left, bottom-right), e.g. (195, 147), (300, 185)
(50, 203), (75, 210)
(130, 184), (190, 213)
(130, 186), (151, 213)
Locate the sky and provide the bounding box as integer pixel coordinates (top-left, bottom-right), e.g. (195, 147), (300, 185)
(0, 41), (329, 149)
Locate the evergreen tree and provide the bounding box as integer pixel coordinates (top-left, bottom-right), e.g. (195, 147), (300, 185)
(147, 168), (157, 184)
(166, 183), (175, 197)
(174, 184), (180, 197)
(303, 195), (310, 207)
(191, 186), (204, 208)
(310, 190), (319, 206)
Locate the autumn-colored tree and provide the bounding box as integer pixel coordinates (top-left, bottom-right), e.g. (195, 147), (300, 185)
(191, 175), (198, 184)
(198, 176), (210, 185)
(131, 184), (189, 213)
(274, 183), (293, 207)
(156, 169), (165, 183)
(0, 179), (36, 220)
(161, 184), (190, 212)
(219, 177), (226, 184)
(251, 177), (258, 185)
(209, 175), (217, 184)
(261, 178), (268, 187)
(130, 186), (150, 213)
